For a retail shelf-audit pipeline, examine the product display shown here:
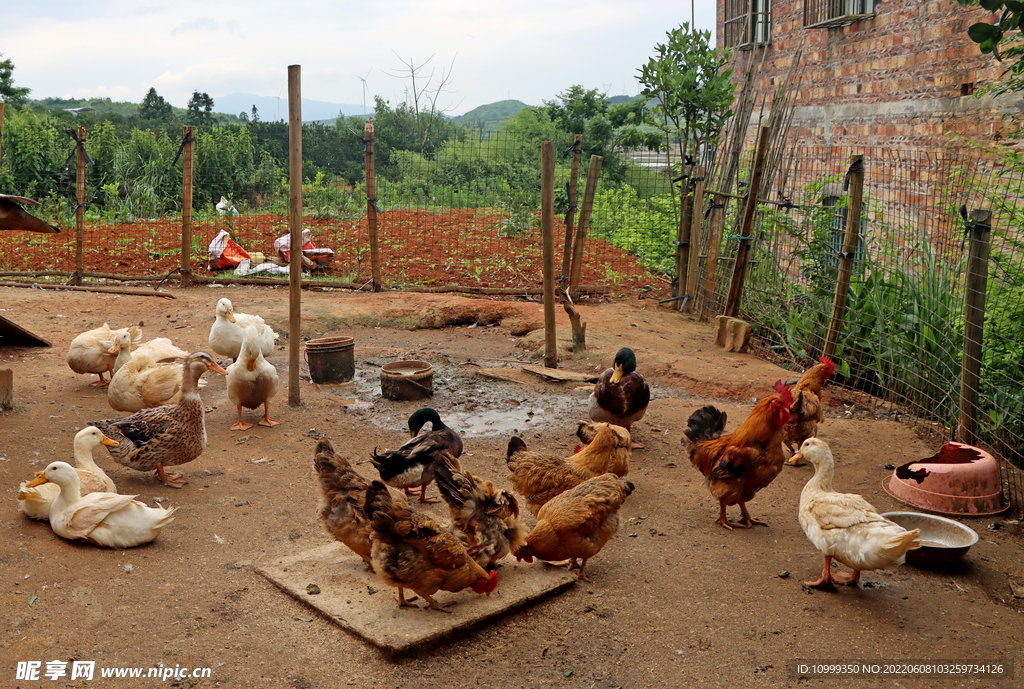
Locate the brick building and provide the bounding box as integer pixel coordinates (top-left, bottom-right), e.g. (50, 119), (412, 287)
(717, 0), (1021, 147)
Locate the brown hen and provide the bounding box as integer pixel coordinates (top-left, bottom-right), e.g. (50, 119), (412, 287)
(313, 439), (373, 567)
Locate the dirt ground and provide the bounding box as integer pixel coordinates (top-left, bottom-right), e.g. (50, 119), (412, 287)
(1, 284), (1022, 688)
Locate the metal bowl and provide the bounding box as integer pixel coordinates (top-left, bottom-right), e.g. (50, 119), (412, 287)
(881, 511), (979, 567)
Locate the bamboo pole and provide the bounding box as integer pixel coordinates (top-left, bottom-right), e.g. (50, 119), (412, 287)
(364, 120), (382, 291)
(73, 125), (86, 286)
(684, 166), (706, 313)
(569, 155), (603, 298)
(180, 125), (196, 287)
(724, 126), (771, 318)
(0, 103), (5, 163)
(287, 65), (303, 407)
(675, 192), (693, 311)
(957, 208), (992, 446)
(822, 155), (866, 360)
(541, 141), (557, 368)
(561, 134), (583, 285)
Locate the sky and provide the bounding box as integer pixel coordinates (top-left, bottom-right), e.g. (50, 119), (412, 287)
(1, 0), (717, 116)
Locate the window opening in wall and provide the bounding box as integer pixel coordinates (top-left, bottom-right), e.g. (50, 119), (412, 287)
(724, 0), (773, 49)
(805, 0), (875, 30)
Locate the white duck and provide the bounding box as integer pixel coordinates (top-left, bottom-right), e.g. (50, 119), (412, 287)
(38, 461), (176, 548)
(208, 298), (278, 361)
(67, 323), (141, 387)
(794, 437), (921, 589)
(18, 427), (119, 520)
(110, 331), (189, 374)
(108, 354), (187, 412)
(226, 325), (281, 430)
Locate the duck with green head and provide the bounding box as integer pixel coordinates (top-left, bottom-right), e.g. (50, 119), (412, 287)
(588, 347), (650, 448)
(369, 407), (463, 504)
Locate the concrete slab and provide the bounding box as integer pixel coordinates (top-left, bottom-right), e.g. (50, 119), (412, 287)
(256, 544), (577, 653)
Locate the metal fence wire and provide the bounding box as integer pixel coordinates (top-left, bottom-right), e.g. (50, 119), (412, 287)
(1, 114), (1022, 513)
(690, 142), (1024, 516)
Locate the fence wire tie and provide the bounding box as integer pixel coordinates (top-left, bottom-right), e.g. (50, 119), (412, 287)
(958, 203), (975, 251)
(348, 128), (372, 151)
(563, 142), (581, 158)
(673, 240), (688, 248)
(723, 233), (751, 241)
(63, 128), (96, 169)
(843, 158), (863, 191)
(834, 250), (856, 260)
(171, 131), (196, 167)
(704, 201), (725, 218)
(366, 197), (384, 215)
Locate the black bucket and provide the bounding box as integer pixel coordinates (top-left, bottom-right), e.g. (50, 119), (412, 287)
(304, 336), (355, 384)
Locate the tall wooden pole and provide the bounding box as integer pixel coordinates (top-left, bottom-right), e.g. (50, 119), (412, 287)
(684, 166), (706, 313)
(561, 134), (583, 285)
(823, 155), (865, 359)
(180, 125), (196, 287)
(958, 209), (992, 446)
(74, 125), (86, 286)
(364, 120), (382, 291)
(675, 192), (693, 310)
(569, 155), (603, 298)
(700, 200), (727, 321)
(541, 141), (557, 368)
(287, 65), (303, 406)
(0, 103), (5, 164)
(724, 125), (771, 318)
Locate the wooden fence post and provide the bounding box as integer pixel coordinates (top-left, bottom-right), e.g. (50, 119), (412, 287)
(822, 154), (865, 360)
(675, 192), (693, 311)
(724, 125), (771, 318)
(287, 65), (303, 407)
(0, 103), (4, 163)
(700, 197), (727, 321)
(684, 166), (706, 313)
(179, 125), (196, 288)
(569, 155), (603, 299)
(73, 125), (86, 286)
(958, 208), (992, 446)
(364, 119), (382, 291)
(561, 134), (583, 286)
(541, 141), (557, 368)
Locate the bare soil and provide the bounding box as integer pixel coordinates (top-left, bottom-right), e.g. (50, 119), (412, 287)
(1, 285), (1022, 688)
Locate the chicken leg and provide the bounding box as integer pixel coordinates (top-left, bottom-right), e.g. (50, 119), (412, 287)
(738, 502), (767, 527)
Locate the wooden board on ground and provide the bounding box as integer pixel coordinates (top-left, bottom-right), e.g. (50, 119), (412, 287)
(256, 544), (576, 654)
(520, 364), (597, 383)
(0, 314), (51, 347)
(469, 366), (539, 385)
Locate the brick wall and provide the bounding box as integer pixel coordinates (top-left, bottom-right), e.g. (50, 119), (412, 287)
(718, 0), (1020, 147)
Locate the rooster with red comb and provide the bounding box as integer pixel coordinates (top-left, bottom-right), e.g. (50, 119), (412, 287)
(686, 381), (794, 529)
(783, 357), (837, 462)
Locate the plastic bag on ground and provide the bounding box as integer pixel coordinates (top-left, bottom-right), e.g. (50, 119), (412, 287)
(208, 229), (250, 271)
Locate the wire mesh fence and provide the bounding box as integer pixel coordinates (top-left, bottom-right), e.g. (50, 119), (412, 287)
(689, 141), (1024, 516)
(0, 115), (674, 295)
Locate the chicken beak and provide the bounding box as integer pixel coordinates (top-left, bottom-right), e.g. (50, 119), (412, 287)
(246, 356), (256, 372)
(610, 363), (624, 384)
(226, 310), (236, 324)
(101, 435), (120, 447)
(25, 471), (49, 488)
(209, 361), (229, 376)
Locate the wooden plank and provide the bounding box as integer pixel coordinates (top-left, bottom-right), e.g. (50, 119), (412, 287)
(823, 155), (865, 359)
(957, 209), (992, 446)
(724, 125), (771, 318)
(684, 166), (706, 312)
(0, 315), (51, 347)
(256, 544), (576, 654)
(180, 125), (196, 287)
(521, 364), (597, 383)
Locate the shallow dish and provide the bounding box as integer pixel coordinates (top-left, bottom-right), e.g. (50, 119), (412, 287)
(881, 511), (979, 567)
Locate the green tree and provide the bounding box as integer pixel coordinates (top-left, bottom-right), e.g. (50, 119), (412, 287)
(637, 23), (735, 164)
(186, 91), (214, 127)
(955, 1), (1024, 96)
(0, 53), (31, 108)
(138, 87), (174, 122)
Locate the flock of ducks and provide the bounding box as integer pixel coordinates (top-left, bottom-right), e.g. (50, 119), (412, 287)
(19, 298), (280, 547)
(24, 308), (922, 611)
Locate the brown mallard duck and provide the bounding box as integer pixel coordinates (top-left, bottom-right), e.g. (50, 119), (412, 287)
(369, 407), (462, 504)
(89, 351), (227, 488)
(313, 438), (373, 567)
(588, 347), (650, 447)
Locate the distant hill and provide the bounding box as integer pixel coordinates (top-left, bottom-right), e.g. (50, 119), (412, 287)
(215, 93), (371, 123)
(452, 100), (530, 127)
(28, 96), (246, 124)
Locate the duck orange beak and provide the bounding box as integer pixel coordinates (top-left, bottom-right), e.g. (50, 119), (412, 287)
(246, 356), (257, 372)
(25, 471), (48, 488)
(226, 310), (236, 324)
(101, 435), (119, 447)
(106, 342), (121, 355)
(209, 361), (229, 375)
(610, 363), (624, 384)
